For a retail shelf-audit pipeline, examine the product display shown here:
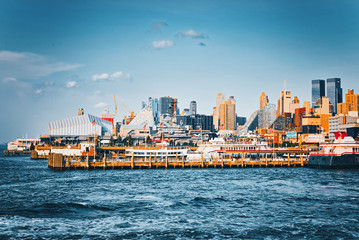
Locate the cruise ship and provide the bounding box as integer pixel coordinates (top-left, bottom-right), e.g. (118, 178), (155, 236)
(308, 132), (359, 168)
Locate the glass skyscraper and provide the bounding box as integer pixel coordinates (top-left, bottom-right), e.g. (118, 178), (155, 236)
(327, 78), (342, 114)
(311, 79), (325, 107)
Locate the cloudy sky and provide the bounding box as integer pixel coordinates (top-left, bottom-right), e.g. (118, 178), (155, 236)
(1, 0), (359, 142)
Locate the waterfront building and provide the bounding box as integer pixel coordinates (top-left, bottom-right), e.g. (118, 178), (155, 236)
(160, 96), (177, 117)
(47, 114), (113, 137)
(259, 92), (269, 110)
(320, 114), (332, 133)
(327, 78), (342, 114)
(302, 116), (321, 134)
(176, 114), (214, 132)
(295, 108), (306, 127)
(312, 79), (325, 107)
(329, 115), (345, 141)
(220, 97), (236, 130)
(214, 93), (226, 130)
(190, 100), (197, 115)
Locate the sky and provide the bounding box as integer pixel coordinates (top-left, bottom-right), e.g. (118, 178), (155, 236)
(0, 0), (359, 142)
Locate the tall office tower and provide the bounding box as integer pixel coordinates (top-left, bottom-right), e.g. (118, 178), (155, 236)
(148, 97), (160, 125)
(277, 90), (292, 116)
(315, 97), (332, 115)
(190, 100), (197, 115)
(338, 89), (359, 115)
(220, 97), (236, 130)
(259, 92), (269, 110)
(159, 96), (177, 116)
(214, 93), (226, 130)
(289, 96), (300, 114)
(327, 78), (342, 114)
(345, 89), (359, 112)
(311, 80), (325, 107)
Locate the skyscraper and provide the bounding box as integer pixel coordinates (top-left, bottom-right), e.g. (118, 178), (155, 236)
(159, 96), (177, 116)
(214, 93), (225, 130)
(311, 79), (325, 107)
(327, 78), (342, 114)
(220, 97), (236, 130)
(277, 90), (292, 117)
(259, 92), (269, 110)
(190, 100), (197, 115)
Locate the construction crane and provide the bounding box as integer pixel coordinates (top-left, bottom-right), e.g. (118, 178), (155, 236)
(123, 104), (135, 125)
(113, 94), (117, 136)
(123, 104), (135, 118)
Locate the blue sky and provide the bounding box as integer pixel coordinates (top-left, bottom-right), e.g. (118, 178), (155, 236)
(1, 0), (359, 142)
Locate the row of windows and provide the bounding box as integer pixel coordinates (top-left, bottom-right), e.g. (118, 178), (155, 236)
(132, 151), (184, 155)
(221, 146), (258, 150)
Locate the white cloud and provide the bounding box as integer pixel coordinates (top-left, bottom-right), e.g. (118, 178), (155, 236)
(92, 73), (110, 81)
(92, 71), (132, 81)
(179, 30), (205, 39)
(2, 77), (18, 83)
(35, 89), (43, 95)
(94, 102), (108, 108)
(152, 40), (175, 49)
(66, 81), (77, 88)
(0, 50), (83, 80)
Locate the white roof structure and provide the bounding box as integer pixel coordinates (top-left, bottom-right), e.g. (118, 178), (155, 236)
(47, 114), (112, 136)
(128, 103), (155, 128)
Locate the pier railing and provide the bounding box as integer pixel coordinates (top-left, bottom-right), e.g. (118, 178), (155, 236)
(47, 149), (311, 171)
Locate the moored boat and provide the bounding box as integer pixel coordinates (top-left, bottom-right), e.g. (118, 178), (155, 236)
(308, 132), (359, 168)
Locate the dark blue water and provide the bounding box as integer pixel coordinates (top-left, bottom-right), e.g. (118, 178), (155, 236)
(1, 148), (359, 239)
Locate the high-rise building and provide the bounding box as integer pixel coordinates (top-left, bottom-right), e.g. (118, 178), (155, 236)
(345, 89), (359, 112)
(327, 78), (342, 114)
(159, 96), (177, 116)
(302, 101), (311, 115)
(277, 90), (292, 116)
(220, 98), (236, 130)
(148, 97), (159, 125)
(337, 89), (359, 115)
(190, 100), (197, 115)
(214, 93), (225, 130)
(311, 79), (325, 107)
(259, 92), (269, 110)
(289, 96), (300, 114)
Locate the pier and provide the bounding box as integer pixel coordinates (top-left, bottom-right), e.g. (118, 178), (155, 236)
(4, 150), (31, 157)
(47, 149), (311, 171)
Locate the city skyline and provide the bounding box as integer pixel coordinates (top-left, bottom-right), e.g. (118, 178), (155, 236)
(1, 0), (359, 142)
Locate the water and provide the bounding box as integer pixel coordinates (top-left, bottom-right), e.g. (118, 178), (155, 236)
(1, 148), (359, 239)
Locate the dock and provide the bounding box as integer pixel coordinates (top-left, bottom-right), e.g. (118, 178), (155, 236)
(47, 149), (311, 171)
(4, 150), (31, 157)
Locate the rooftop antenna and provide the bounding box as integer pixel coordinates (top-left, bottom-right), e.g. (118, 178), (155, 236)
(284, 80), (287, 92)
